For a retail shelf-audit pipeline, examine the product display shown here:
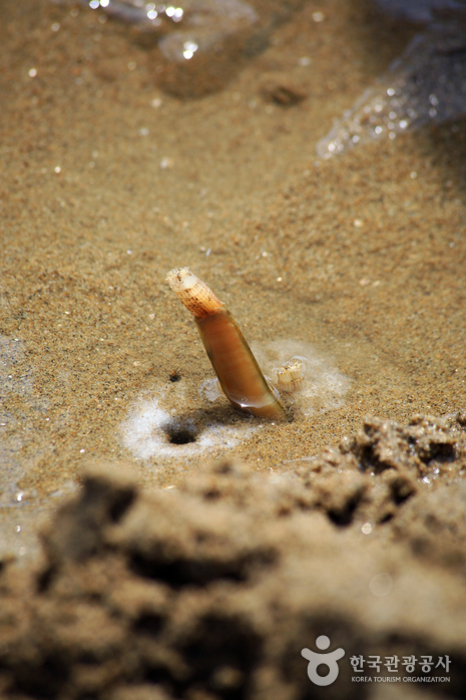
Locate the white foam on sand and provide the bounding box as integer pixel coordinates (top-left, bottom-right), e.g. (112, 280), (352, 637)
(251, 339), (350, 416)
(121, 340), (349, 461)
(120, 386), (257, 461)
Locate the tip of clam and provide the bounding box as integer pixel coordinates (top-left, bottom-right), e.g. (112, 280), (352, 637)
(166, 267), (223, 318)
(166, 267), (194, 290)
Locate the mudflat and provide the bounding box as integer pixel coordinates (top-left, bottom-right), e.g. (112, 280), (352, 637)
(0, 0), (465, 696)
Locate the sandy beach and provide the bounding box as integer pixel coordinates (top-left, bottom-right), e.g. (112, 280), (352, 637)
(0, 0), (465, 696)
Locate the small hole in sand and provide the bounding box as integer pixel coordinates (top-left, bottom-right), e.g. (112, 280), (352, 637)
(162, 420), (198, 445)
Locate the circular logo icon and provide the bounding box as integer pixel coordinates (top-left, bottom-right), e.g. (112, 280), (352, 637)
(301, 636), (345, 686)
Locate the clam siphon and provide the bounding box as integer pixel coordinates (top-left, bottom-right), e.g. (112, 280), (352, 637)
(166, 267), (286, 420)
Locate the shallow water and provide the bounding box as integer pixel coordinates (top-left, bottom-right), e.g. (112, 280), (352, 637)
(317, 30), (466, 158)
(1, 0), (465, 559)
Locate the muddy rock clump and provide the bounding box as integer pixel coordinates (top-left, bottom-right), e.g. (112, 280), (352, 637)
(0, 413), (465, 699)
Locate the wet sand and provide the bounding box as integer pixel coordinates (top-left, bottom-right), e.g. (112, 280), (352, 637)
(0, 0), (466, 693)
(1, 0), (464, 518)
(1, 415), (466, 698)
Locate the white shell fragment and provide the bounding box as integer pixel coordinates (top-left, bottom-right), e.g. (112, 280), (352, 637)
(274, 357), (305, 393)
